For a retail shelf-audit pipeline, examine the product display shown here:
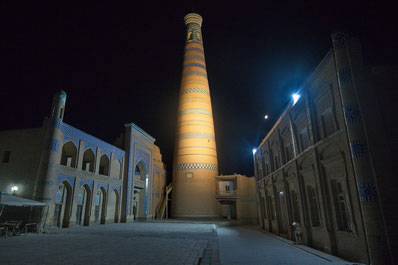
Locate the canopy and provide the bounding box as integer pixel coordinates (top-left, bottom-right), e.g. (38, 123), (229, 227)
(0, 193), (46, 207)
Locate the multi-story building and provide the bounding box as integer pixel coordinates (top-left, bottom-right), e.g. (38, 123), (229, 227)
(253, 33), (396, 265)
(0, 90), (167, 228)
(215, 174), (257, 224)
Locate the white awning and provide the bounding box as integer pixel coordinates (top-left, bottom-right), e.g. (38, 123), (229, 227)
(0, 193), (46, 207)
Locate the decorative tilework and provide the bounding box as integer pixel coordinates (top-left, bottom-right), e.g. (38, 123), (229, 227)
(183, 63), (206, 70)
(332, 32), (346, 49)
(178, 119), (212, 123)
(97, 182), (109, 191)
(180, 97), (209, 104)
(351, 140), (368, 158)
(177, 153), (217, 158)
(184, 55), (205, 62)
(111, 185), (121, 194)
(338, 67), (352, 84)
(185, 47), (204, 54)
(344, 104), (361, 123)
(79, 179), (94, 190)
(63, 134), (79, 147)
(57, 175), (76, 187)
(179, 132), (215, 140)
(176, 163), (218, 171)
(179, 108), (211, 116)
(135, 146), (150, 168)
(359, 181), (378, 202)
(178, 123), (213, 129)
(48, 118), (62, 128)
(40, 180), (54, 185)
(178, 146), (216, 150)
(60, 122), (125, 159)
(83, 141), (97, 151)
(183, 70), (207, 78)
(186, 40), (202, 45)
(45, 139), (59, 151)
(180, 87), (209, 95)
(101, 149), (111, 158)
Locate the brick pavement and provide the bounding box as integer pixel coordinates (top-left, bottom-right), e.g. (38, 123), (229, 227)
(0, 222), (358, 265)
(0, 222), (216, 265)
(217, 226), (358, 265)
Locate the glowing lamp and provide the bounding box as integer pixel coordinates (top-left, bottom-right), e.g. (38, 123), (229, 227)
(264, 115), (268, 119)
(11, 186), (19, 193)
(292, 93), (301, 105)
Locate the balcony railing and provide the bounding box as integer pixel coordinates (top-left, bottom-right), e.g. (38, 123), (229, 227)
(216, 190), (237, 197)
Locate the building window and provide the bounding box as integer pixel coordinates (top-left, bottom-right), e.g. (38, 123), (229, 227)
(261, 196), (267, 219)
(60, 142), (77, 168)
(82, 149), (95, 172)
(225, 185), (230, 192)
(330, 180), (351, 231)
(321, 109), (335, 138)
(261, 154), (267, 177)
(273, 154), (280, 170)
(99, 155), (110, 176)
(2, 151), (11, 163)
(306, 186), (321, 226)
(299, 128), (309, 152)
(267, 195), (276, 220)
(284, 143), (293, 162)
(290, 190), (301, 222)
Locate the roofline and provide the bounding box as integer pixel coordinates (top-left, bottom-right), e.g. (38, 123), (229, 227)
(124, 122), (156, 143)
(257, 49), (333, 150)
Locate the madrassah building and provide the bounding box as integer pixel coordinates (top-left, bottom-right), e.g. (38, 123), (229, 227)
(253, 33), (397, 264)
(0, 90), (167, 228)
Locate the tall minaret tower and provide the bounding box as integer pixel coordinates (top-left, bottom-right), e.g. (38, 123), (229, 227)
(172, 13), (218, 218)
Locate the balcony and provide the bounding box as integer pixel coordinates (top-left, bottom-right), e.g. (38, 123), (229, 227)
(216, 189), (237, 198)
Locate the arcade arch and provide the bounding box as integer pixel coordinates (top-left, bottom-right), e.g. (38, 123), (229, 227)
(60, 141), (77, 168)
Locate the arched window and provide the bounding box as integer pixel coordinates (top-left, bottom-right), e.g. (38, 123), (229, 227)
(99, 155), (110, 176)
(60, 141), (77, 168)
(134, 161), (147, 181)
(112, 159), (122, 179)
(82, 149), (95, 172)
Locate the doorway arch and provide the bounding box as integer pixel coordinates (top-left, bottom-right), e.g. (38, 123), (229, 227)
(109, 189), (120, 223)
(54, 181), (73, 228)
(95, 187), (107, 224)
(76, 184), (92, 226)
(133, 160), (148, 219)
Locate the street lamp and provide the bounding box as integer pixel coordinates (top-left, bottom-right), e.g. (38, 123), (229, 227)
(264, 115), (269, 119)
(11, 185), (19, 194)
(252, 148), (257, 155)
(292, 93), (301, 106)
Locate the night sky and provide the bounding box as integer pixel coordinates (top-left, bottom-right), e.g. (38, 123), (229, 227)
(1, 2), (396, 179)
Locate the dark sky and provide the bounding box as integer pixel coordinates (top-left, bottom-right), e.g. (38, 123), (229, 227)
(1, 1), (397, 178)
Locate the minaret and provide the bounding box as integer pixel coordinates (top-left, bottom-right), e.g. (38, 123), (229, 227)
(172, 13), (218, 218)
(34, 90), (66, 201)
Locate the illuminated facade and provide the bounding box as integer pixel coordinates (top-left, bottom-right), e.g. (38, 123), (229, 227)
(0, 91), (167, 228)
(172, 13), (219, 218)
(253, 33), (396, 265)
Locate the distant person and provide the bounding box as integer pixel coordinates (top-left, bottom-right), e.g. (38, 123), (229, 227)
(133, 206), (137, 221)
(292, 222), (302, 244)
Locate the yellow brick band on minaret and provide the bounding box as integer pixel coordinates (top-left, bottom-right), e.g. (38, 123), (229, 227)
(172, 13), (218, 218)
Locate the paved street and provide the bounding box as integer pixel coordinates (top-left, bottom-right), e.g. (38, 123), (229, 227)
(0, 222), (353, 265)
(0, 222), (216, 265)
(217, 226), (351, 265)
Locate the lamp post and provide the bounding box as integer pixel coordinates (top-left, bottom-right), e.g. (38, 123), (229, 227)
(11, 185), (19, 195)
